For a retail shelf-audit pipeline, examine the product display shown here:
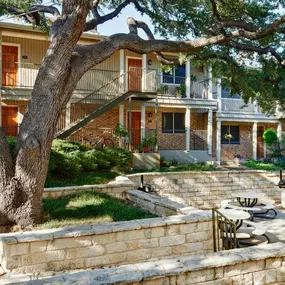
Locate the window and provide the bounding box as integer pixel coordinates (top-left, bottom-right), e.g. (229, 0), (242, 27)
(162, 112), (185, 133)
(221, 125), (240, 144)
(162, 65), (186, 85)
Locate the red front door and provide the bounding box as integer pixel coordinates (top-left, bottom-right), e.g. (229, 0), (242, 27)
(2, 45), (18, 87)
(2, 106), (18, 136)
(128, 58), (142, 91)
(128, 112), (141, 148)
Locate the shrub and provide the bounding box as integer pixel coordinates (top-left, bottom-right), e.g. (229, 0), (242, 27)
(263, 128), (278, 146)
(52, 139), (87, 153)
(6, 136), (16, 153)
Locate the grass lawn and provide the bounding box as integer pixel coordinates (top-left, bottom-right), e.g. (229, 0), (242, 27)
(45, 171), (120, 188)
(36, 191), (156, 229)
(243, 160), (282, 171)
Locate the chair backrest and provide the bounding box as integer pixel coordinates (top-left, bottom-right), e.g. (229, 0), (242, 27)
(212, 208), (237, 252)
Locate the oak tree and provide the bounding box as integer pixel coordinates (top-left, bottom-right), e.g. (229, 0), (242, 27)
(0, 0), (285, 226)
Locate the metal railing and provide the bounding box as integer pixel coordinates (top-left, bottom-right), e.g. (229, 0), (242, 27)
(0, 126), (18, 137)
(191, 130), (207, 150)
(56, 72), (126, 133)
(212, 208), (237, 252)
(221, 98), (256, 113)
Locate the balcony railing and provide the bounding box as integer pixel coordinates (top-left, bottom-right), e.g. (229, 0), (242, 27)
(1, 63), (212, 99)
(221, 98), (256, 113)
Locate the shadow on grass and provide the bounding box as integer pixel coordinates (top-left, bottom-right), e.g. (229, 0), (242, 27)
(39, 191), (155, 229)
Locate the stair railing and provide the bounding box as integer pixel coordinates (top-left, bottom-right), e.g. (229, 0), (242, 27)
(56, 71), (127, 134)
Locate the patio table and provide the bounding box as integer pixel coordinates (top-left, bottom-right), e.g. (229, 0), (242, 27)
(219, 208), (250, 229)
(231, 192), (263, 208)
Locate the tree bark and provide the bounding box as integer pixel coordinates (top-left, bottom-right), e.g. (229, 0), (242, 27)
(0, 0), (90, 227)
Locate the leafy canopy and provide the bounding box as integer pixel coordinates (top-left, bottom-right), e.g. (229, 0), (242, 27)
(1, 0), (285, 113)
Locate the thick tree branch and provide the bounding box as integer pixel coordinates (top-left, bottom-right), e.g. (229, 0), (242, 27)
(1, 5), (39, 24)
(29, 5), (60, 17)
(222, 42), (284, 64)
(210, 0), (222, 21)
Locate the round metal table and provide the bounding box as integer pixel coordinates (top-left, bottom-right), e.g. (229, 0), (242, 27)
(231, 192), (263, 208)
(219, 208), (250, 229)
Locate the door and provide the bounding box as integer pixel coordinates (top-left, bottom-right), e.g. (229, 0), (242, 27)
(257, 126), (264, 159)
(2, 45), (18, 86)
(128, 112), (141, 148)
(128, 58), (142, 91)
(2, 106), (18, 136)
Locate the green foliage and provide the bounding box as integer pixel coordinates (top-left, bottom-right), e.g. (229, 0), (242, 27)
(38, 191), (156, 229)
(6, 136), (16, 153)
(114, 123), (129, 138)
(263, 128), (278, 145)
(243, 159), (282, 171)
(46, 140), (133, 179)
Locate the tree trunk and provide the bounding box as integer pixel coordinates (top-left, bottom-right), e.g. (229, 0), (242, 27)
(0, 0), (90, 227)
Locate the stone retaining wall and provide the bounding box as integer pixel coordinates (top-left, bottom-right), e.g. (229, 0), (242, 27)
(0, 212), (212, 274)
(5, 243), (285, 284)
(127, 170), (280, 208)
(43, 181), (135, 199)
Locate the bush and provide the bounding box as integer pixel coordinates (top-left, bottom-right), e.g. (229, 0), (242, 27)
(52, 139), (87, 153)
(263, 128), (278, 146)
(6, 136), (16, 153)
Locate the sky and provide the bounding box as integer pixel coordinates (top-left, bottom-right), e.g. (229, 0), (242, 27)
(0, 1), (155, 38)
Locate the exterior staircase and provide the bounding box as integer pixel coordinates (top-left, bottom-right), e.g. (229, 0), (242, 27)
(55, 72), (154, 139)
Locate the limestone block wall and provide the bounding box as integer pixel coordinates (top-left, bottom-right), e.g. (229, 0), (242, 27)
(0, 213), (213, 274)
(127, 170), (280, 208)
(43, 181), (135, 199)
(8, 243), (285, 284)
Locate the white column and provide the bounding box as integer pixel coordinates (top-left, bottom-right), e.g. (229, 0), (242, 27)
(185, 108), (191, 151)
(216, 120), (221, 162)
(141, 105), (146, 138)
(65, 101), (71, 127)
(207, 109), (213, 155)
(119, 49), (125, 92)
(119, 104), (124, 126)
(278, 122), (282, 141)
(254, 100), (258, 114)
(217, 78), (222, 112)
(208, 67), (213, 100)
(142, 54), (147, 92)
(253, 122), (258, 160)
(186, 58), (191, 98)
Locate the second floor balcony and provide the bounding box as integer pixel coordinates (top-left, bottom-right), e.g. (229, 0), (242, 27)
(1, 62), (215, 101)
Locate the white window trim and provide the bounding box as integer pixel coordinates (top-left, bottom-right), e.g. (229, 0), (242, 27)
(160, 64), (186, 86)
(162, 112), (185, 134)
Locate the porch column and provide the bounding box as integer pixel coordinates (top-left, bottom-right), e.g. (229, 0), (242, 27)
(253, 122), (258, 160)
(216, 120), (221, 162)
(207, 109), (213, 155)
(186, 58), (191, 98)
(155, 99), (159, 152)
(119, 50), (125, 92)
(65, 101), (71, 128)
(185, 107), (191, 151)
(142, 54), (147, 92)
(208, 67), (213, 100)
(119, 104), (124, 126)
(217, 78), (222, 112)
(278, 122), (282, 142)
(141, 104), (146, 139)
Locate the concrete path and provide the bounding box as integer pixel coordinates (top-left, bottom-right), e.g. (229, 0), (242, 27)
(255, 207), (285, 243)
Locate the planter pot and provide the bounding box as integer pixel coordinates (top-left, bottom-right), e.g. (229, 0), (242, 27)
(133, 153), (160, 170)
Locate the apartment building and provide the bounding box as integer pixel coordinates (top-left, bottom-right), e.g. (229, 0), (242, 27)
(0, 22), (282, 163)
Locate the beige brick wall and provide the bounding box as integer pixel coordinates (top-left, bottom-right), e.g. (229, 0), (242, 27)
(0, 214), (213, 274)
(128, 171), (280, 208)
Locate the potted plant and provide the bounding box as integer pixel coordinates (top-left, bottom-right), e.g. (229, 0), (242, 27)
(176, 83), (186, 98)
(139, 134), (158, 153)
(224, 133), (233, 140)
(114, 123), (129, 148)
